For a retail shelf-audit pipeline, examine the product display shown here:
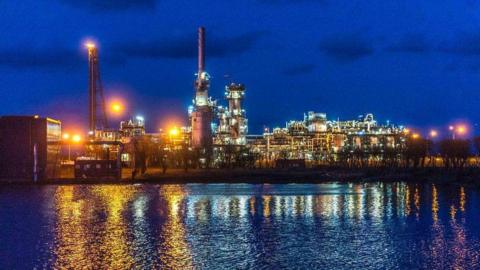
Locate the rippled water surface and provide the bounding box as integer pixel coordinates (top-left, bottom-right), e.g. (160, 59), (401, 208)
(1, 183), (480, 269)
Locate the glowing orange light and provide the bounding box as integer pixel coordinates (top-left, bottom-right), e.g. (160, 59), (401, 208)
(111, 102), (124, 113)
(62, 133), (70, 140)
(456, 125), (467, 135)
(169, 127), (179, 136)
(85, 42), (95, 49)
(72, 134), (82, 143)
(412, 133), (420, 139)
(430, 130), (438, 138)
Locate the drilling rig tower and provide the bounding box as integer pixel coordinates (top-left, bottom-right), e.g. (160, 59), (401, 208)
(86, 42), (108, 137)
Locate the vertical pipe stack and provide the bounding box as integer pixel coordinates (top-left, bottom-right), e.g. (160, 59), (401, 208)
(198, 27), (205, 74)
(191, 26), (213, 151)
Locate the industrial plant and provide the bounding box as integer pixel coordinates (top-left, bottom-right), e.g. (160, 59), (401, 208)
(0, 26), (409, 181)
(184, 27), (406, 168)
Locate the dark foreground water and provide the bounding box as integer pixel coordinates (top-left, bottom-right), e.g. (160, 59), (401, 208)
(1, 183), (480, 269)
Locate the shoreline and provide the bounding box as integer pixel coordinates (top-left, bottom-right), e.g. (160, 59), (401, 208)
(2, 167), (480, 186)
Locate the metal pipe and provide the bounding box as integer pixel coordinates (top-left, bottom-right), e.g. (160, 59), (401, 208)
(198, 27), (205, 73)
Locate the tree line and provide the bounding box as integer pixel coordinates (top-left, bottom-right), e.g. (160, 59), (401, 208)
(127, 135), (480, 172)
(336, 137), (480, 170)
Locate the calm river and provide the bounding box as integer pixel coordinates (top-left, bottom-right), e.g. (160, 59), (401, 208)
(1, 183), (479, 269)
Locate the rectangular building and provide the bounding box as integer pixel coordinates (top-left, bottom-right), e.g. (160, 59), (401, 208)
(0, 116), (61, 181)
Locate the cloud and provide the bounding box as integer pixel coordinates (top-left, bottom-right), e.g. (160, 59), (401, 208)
(0, 30), (267, 70)
(319, 34), (373, 61)
(115, 31), (267, 59)
(0, 46), (124, 70)
(282, 64), (316, 76)
(59, 0), (156, 12)
(439, 32), (480, 56)
(385, 32), (480, 56)
(386, 34), (430, 53)
(0, 47), (81, 70)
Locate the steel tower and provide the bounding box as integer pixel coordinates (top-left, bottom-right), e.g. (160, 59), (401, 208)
(191, 27), (213, 150)
(86, 42), (108, 134)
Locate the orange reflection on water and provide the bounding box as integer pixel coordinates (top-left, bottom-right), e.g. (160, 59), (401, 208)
(432, 185), (439, 223)
(53, 186), (93, 269)
(249, 196), (256, 216)
(414, 186), (421, 219)
(53, 185), (137, 269)
(450, 205), (457, 220)
(405, 184), (411, 216)
(460, 187), (466, 212)
(158, 185), (193, 269)
(92, 185), (136, 269)
(262, 196), (271, 217)
(451, 220), (468, 268)
(448, 187), (469, 269)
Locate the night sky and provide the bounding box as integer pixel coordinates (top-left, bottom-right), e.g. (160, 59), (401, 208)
(1, 0), (480, 134)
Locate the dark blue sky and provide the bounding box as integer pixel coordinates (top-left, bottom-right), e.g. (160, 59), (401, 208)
(1, 0), (480, 134)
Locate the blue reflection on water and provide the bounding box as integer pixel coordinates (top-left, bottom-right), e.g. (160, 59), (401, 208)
(0, 183), (479, 269)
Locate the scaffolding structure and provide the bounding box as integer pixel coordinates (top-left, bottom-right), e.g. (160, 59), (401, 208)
(86, 43), (108, 134)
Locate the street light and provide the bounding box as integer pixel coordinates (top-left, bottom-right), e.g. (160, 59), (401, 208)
(85, 41), (96, 49)
(169, 127), (179, 136)
(427, 130), (438, 166)
(169, 127), (179, 150)
(63, 133), (81, 161)
(412, 133), (420, 139)
(72, 134), (82, 143)
(110, 101), (124, 115)
(456, 125), (466, 135)
(450, 125), (467, 139)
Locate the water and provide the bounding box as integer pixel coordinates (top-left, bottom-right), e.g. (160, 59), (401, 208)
(1, 183), (479, 269)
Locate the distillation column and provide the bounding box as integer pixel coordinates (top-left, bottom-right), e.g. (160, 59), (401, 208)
(225, 83), (247, 145)
(191, 27), (213, 150)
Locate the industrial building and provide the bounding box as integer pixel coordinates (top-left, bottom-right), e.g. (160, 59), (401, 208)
(187, 27), (249, 148)
(190, 27), (215, 152)
(0, 27), (409, 180)
(0, 116), (62, 181)
(248, 112), (405, 167)
(214, 83), (248, 145)
(183, 27), (406, 168)
(67, 27), (407, 172)
(119, 116), (146, 141)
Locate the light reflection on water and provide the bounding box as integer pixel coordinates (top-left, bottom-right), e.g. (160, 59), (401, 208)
(1, 182), (480, 269)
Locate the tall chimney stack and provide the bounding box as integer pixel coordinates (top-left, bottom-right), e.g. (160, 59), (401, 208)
(198, 27), (205, 73)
